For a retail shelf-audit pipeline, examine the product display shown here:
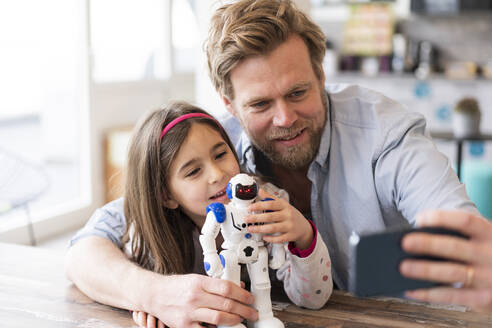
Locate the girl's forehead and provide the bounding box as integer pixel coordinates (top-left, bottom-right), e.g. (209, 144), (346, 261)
(185, 122), (223, 141)
(173, 123), (226, 159)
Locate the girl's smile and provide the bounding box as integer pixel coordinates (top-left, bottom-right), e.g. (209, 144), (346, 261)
(209, 187), (228, 202)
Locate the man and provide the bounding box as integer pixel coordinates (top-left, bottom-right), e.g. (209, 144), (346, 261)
(206, 0), (491, 311)
(66, 1), (492, 324)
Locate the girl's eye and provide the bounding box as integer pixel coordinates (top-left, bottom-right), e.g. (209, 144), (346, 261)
(185, 168), (200, 178)
(215, 151), (227, 159)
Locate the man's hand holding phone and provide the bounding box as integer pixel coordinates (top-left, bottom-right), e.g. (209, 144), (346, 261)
(349, 225), (467, 297)
(400, 210), (492, 312)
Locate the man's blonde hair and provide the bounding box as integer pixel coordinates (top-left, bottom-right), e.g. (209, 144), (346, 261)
(206, 0), (326, 100)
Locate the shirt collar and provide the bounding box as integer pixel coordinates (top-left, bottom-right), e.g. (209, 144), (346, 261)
(238, 133), (253, 166)
(312, 92), (332, 170)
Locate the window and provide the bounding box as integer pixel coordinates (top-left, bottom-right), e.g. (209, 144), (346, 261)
(0, 0), (89, 243)
(172, 0), (199, 73)
(90, 0), (197, 81)
(90, 0), (172, 82)
(0, 0), (194, 244)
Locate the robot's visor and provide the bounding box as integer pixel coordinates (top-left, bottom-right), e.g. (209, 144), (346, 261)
(235, 183), (257, 200)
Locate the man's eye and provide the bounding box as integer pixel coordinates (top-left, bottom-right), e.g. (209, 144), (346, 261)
(185, 168), (200, 177)
(290, 90), (305, 98)
(251, 101), (269, 110)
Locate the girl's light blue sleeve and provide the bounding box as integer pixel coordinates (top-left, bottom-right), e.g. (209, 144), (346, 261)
(68, 198), (126, 248)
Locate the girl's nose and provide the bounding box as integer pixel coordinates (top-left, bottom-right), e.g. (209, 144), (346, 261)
(208, 163), (225, 184)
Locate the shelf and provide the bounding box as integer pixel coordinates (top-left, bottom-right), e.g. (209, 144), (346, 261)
(330, 72), (492, 83)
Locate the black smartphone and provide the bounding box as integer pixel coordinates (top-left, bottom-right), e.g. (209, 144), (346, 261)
(348, 226), (468, 297)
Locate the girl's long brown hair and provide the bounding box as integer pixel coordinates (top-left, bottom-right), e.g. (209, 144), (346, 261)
(122, 101), (238, 274)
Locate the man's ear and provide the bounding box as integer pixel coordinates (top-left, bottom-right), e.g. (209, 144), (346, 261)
(319, 70), (326, 87)
(220, 94), (236, 116)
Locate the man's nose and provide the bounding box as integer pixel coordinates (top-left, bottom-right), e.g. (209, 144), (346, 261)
(272, 101), (297, 127)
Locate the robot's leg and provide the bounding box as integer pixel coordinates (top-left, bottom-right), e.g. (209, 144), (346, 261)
(246, 247), (284, 328)
(220, 249), (241, 285)
(218, 249), (246, 328)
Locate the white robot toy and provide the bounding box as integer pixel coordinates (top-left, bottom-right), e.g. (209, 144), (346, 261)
(199, 173), (285, 328)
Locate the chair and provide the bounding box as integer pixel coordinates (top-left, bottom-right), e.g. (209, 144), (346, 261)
(0, 147), (50, 245)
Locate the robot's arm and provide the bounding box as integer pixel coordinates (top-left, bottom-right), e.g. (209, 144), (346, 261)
(199, 203), (225, 278)
(259, 197), (286, 270)
(269, 239), (286, 270)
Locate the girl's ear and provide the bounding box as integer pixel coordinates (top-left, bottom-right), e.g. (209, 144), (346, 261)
(162, 191), (179, 209)
(163, 198), (179, 209)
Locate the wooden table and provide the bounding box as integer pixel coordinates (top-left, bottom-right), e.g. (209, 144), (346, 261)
(1, 242), (491, 327)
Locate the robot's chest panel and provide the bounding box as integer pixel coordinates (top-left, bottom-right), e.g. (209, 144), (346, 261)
(228, 208), (249, 232)
(221, 206), (264, 251)
(226, 208), (264, 233)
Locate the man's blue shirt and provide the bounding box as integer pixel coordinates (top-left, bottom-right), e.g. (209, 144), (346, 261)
(221, 84), (477, 289)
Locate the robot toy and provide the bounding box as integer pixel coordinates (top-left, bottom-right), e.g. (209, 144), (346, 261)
(200, 173), (285, 328)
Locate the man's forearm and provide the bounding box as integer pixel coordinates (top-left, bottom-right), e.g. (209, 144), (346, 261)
(64, 236), (157, 311)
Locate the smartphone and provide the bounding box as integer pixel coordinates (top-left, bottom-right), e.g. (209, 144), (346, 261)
(348, 226), (468, 297)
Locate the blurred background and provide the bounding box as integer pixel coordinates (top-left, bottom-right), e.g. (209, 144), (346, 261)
(0, 0), (491, 248)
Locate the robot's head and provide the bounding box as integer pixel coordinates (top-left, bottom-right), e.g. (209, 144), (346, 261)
(226, 173), (258, 203)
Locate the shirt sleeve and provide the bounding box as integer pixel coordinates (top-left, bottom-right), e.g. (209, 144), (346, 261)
(374, 113), (478, 225)
(276, 229), (333, 309)
(260, 181), (289, 203)
(68, 198), (127, 248)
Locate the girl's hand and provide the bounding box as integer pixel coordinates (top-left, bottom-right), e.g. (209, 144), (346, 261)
(133, 281), (248, 328)
(400, 210), (492, 312)
(245, 189), (314, 249)
(132, 310), (166, 328)
(145, 274), (256, 327)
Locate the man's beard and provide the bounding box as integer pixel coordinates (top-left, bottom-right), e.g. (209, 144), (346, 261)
(250, 91), (328, 170)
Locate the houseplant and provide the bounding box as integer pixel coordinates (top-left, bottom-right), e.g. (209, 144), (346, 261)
(452, 97), (481, 138)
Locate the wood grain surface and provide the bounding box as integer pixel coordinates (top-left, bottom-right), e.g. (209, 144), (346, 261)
(1, 242), (490, 327)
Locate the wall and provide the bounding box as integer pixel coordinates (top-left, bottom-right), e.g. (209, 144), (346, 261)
(333, 74), (492, 166)
(398, 13), (492, 65)
(90, 73), (195, 206)
(318, 11), (492, 66)
(317, 9), (492, 167)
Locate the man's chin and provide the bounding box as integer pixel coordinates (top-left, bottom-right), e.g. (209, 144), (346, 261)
(279, 158), (312, 170)
(268, 149), (314, 170)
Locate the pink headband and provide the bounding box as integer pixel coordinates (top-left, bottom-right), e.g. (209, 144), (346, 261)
(160, 113), (215, 139)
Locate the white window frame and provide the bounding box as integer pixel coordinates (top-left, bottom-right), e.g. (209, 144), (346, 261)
(0, 0), (201, 245)
(0, 0), (94, 244)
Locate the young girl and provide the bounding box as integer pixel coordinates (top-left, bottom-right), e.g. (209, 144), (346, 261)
(116, 101), (332, 327)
